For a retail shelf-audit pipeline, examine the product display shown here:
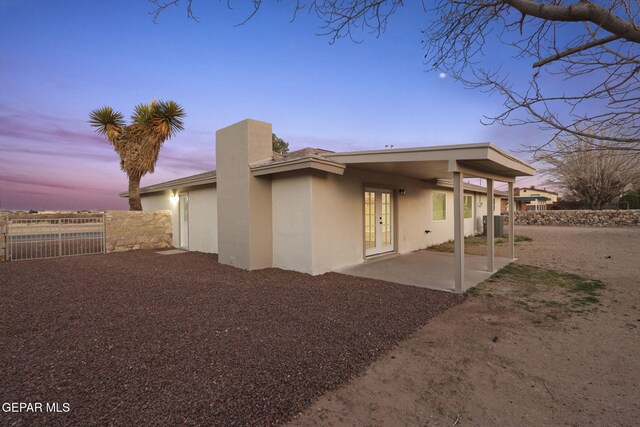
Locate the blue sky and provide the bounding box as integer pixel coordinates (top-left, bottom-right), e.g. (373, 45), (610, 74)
(0, 0), (548, 210)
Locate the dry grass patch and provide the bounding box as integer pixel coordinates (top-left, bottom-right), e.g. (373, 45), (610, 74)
(466, 264), (604, 314)
(427, 235), (532, 253)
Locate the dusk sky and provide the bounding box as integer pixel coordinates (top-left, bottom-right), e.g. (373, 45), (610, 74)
(0, 0), (550, 211)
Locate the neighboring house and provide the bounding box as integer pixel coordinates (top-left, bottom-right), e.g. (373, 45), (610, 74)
(123, 119), (534, 291)
(515, 186), (559, 211)
(500, 195), (551, 212)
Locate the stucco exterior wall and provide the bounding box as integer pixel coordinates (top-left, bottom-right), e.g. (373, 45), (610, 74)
(216, 119), (273, 270)
(310, 170), (367, 274)
(105, 210), (172, 252)
(474, 194), (503, 233)
(424, 188), (451, 247)
(271, 173), (314, 273)
(305, 168), (490, 275)
(187, 188), (219, 253)
(141, 187), (219, 253)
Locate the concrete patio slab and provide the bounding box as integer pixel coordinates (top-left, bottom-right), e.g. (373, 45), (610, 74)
(336, 251), (512, 293)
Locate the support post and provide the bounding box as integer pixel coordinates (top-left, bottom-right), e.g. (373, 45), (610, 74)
(487, 178), (494, 272)
(508, 181), (515, 260)
(453, 171), (464, 293)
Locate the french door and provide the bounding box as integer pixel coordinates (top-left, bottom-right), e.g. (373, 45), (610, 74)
(364, 188), (394, 256)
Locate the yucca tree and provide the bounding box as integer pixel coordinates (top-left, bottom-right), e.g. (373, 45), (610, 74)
(89, 100), (185, 210)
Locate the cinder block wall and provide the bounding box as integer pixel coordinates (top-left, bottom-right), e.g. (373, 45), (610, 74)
(105, 210), (173, 253)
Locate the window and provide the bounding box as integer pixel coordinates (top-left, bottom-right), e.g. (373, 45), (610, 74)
(464, 195), (473, 219)
(433, 192), (446, 221)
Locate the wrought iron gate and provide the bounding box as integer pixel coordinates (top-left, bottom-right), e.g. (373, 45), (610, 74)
(6, 216), (106, 261)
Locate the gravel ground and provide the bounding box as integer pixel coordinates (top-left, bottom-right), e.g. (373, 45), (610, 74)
(0, 251), (462, 426)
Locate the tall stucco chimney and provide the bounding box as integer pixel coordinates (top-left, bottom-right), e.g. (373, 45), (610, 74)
(216, 119), (273, 270)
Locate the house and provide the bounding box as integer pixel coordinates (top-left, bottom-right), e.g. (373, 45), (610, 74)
(499, 186), (559, 212)
(517, 186), (558, 202)
(128, 119), (535, 292)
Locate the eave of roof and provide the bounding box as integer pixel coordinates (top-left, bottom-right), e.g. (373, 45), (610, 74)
(119, 170), (216, 197)
(120, 143), (534, 196)
(325, 143), (535, 179)
(435, 179), (508, 196)
(251, 156), (346, 177)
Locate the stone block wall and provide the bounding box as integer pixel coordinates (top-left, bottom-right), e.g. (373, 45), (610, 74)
(0, 211), (172, 261)
(507, 210), (640, 227)
(105, 210), (172, 252)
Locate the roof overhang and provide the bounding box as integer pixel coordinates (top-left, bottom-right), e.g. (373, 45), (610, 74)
(433, 179), (507, 196)
(251, 157), (346, 177)
(119, 172), (217, 197)
(325, 143), (535, 182)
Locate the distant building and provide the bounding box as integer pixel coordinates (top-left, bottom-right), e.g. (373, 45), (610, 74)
(500, 186), (559, 212)
(516, 186), (559, 203)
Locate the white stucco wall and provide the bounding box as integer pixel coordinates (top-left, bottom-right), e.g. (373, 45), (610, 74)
(216, 119), (273, 270)
(187, 187), (219, 254)
(140, 170), (505, 275)
(304, 168), (487, 275)
(414, 188), (480, 247)
(141, 186), (218, 253)
(310, 171), (366, 274)
(271, 174), (314, 273)
(474, 194), (504, 234)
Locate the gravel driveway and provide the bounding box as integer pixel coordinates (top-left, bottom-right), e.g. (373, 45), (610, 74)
(0, 250), (462, 426)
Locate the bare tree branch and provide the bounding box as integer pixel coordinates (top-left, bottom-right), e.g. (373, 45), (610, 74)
(533, 34), (621, 68)
(536, 131), (640, 209)
(503, 0), (640, 43)
(424, 0), (640, 150)
(147, 0), (640, 153)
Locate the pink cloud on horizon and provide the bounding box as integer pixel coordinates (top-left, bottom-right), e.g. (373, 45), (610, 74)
(0, 105), (217, 210)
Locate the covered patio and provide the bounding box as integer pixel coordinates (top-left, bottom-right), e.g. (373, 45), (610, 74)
(337, 251), (512, 293)
(325, 143), (535, 292)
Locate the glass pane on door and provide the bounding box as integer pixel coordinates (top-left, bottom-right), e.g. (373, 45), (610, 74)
(381, 192), (392, 246)
(364, 188), (394, 256)
(364, 191), (376, 249)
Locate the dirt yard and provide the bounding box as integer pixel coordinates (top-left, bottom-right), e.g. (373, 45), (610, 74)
(291, 226), (640, 426)
(0, 251), (461, 426)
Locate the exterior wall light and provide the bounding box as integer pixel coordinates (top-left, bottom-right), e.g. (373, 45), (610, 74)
(169, 190), (179, 204)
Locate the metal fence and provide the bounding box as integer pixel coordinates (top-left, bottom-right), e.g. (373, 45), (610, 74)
(6, 216), (105, 261)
